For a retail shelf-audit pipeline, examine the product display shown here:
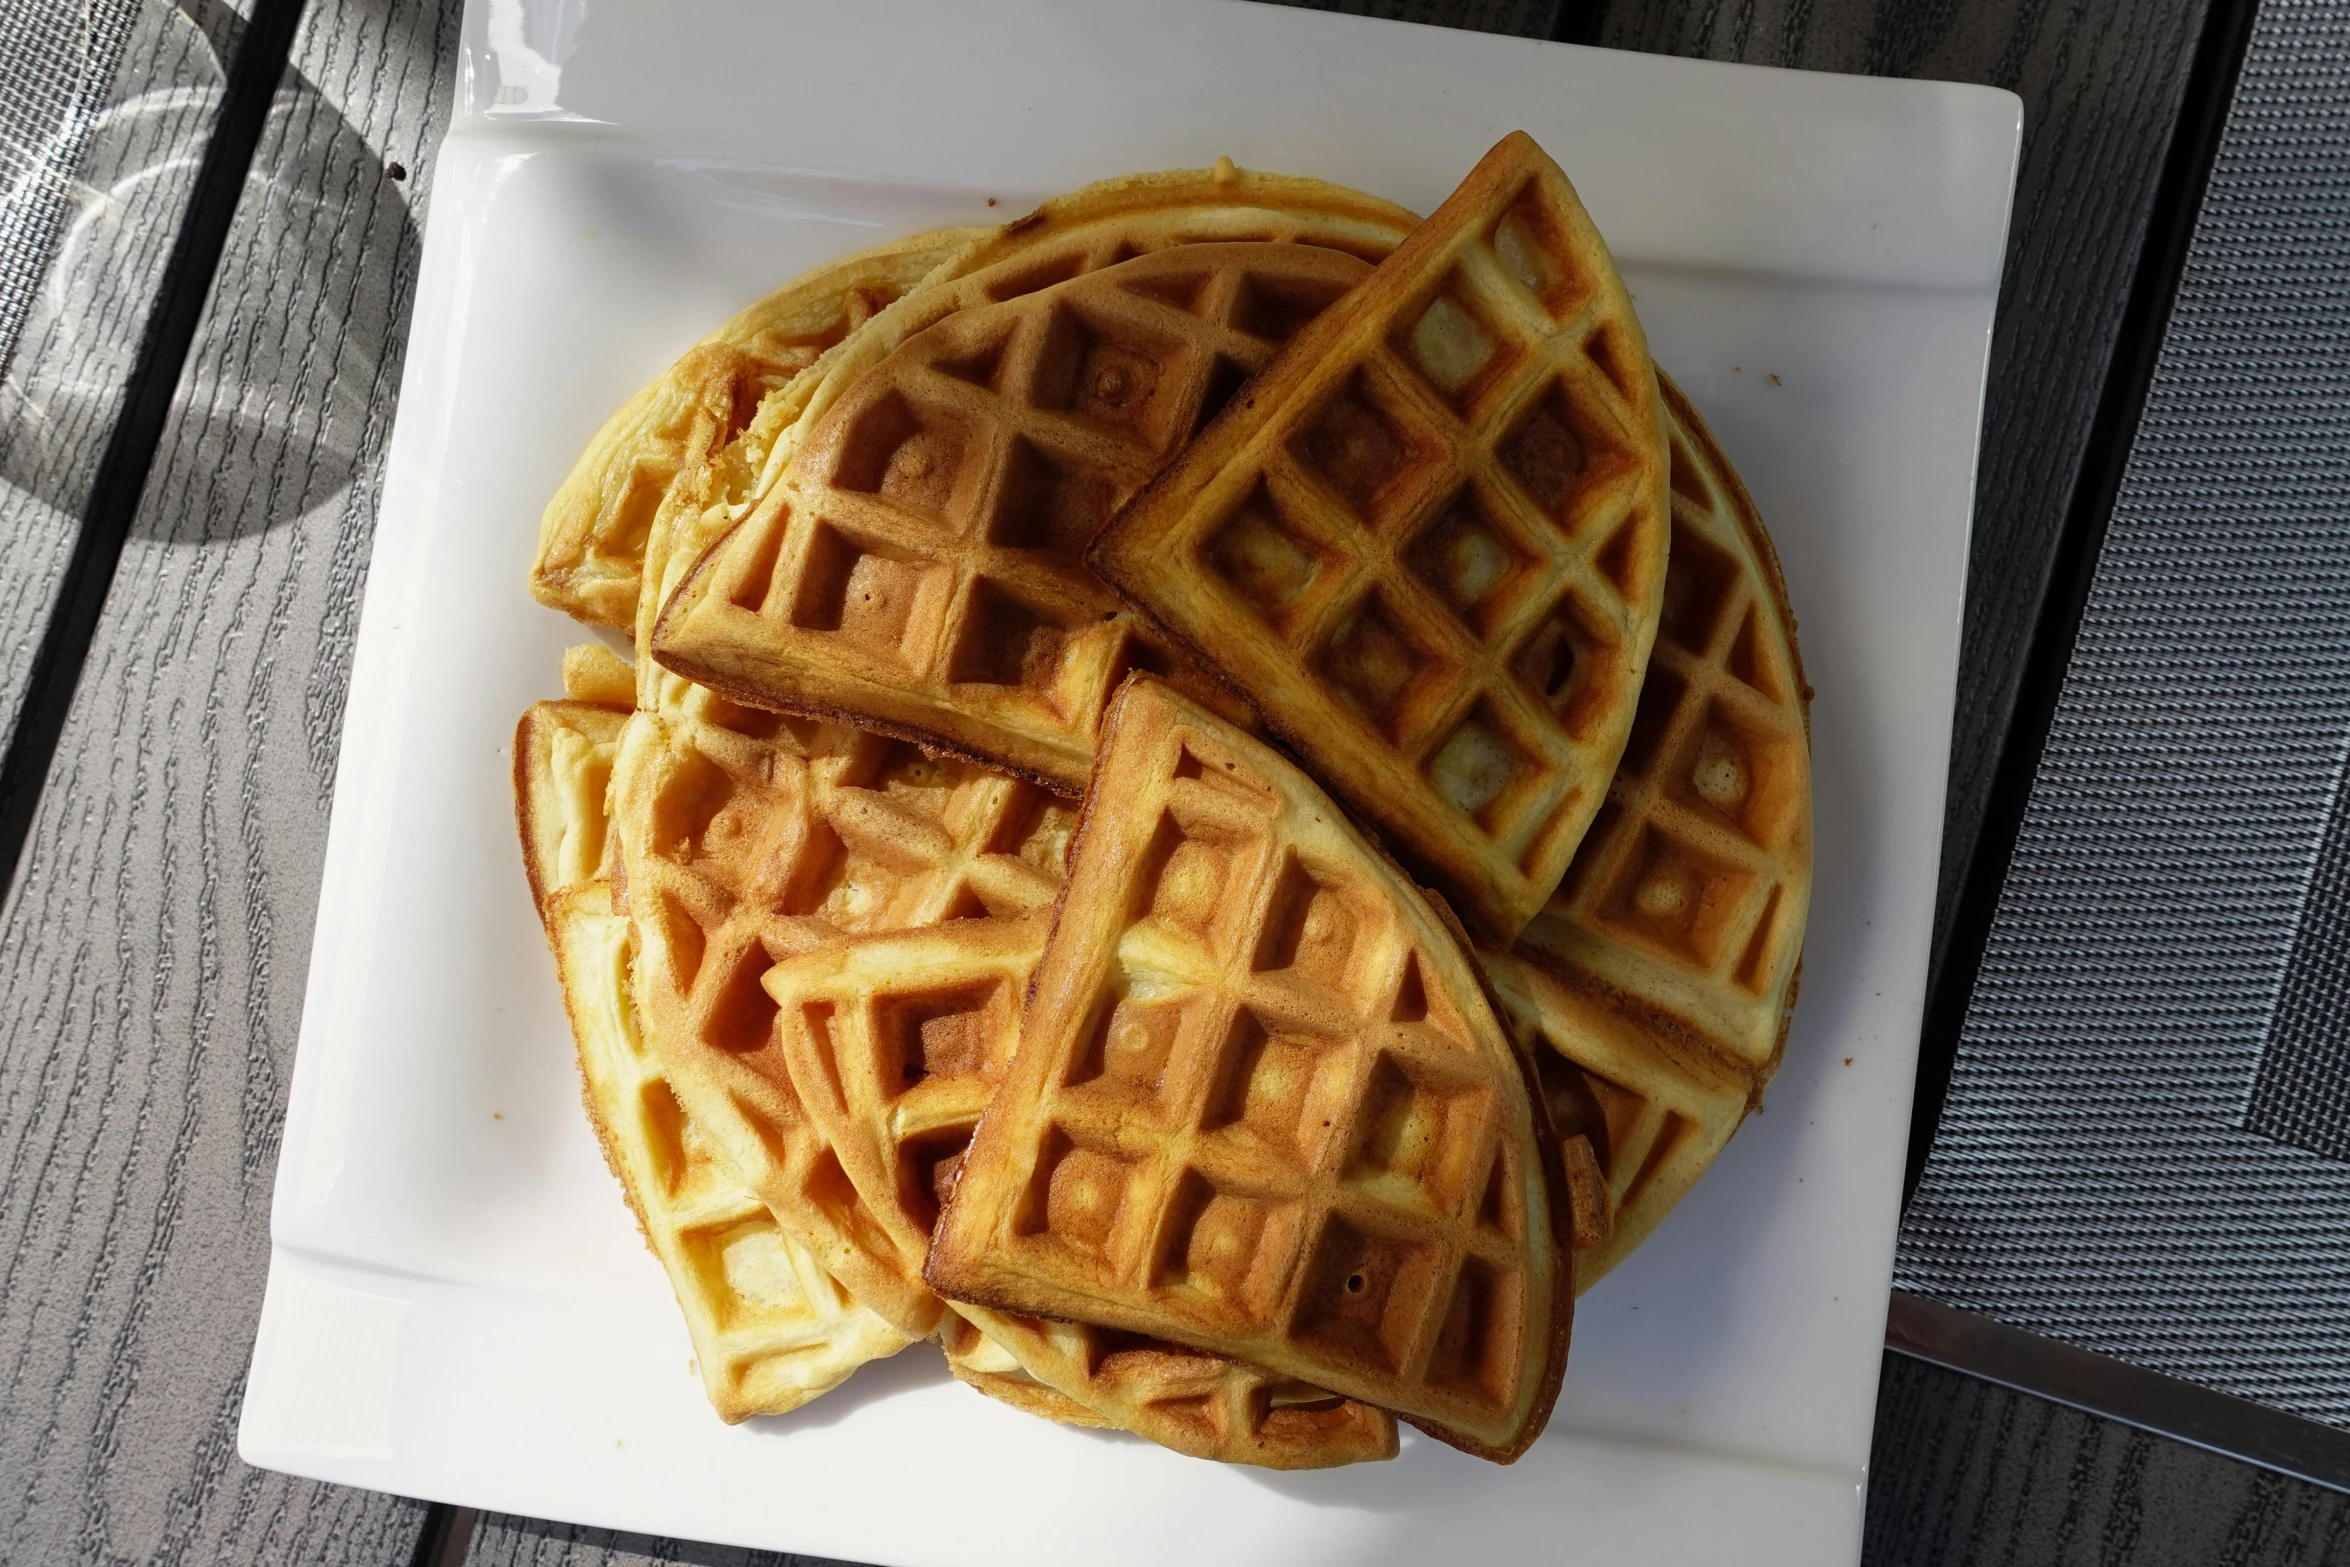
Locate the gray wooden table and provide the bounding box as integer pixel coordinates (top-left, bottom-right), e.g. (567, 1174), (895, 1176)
(0, 0), (2343, 1564)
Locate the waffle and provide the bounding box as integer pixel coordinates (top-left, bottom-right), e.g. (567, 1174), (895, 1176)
(1092, 132), (1672, 940)
(1489, 374), (1811, 1288)
(761, 916), (1396, 1467)
(512, 699), (913, 1420)
(610, 699), (1072, 1336)
(768, 163), (1417, 476)
(514, 697), (628, 916)
(550, 165), (1416, 638)
(533, 226), (986, 628)
(541, 168), (1413, 665)
(652, 242), (1378, 791)
(927, 676), (1569, 1463)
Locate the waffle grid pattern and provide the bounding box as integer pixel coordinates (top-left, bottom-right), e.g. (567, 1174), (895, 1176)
(514, 700), (910, 1420)
(534, 230), (978, 628)
(613, 688), (1398, 1462)
(619, 698), (1072, 1334)
(1095, 137), (1668, 937)
(1485, 381), (1808, 1287)
(934, 680), (1559, 1453)
(766, 920), (1397, 1466)
(658, 244), (1370, 787)
(1514, 382), (1811, 1080)
(550, 886), (913, 1417)
(770, 924), (1035, 1285)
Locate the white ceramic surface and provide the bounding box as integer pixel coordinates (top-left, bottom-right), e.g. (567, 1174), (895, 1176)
(238, 2), (2020, 1562)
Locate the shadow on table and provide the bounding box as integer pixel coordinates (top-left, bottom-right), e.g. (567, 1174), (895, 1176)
(0, 0), (417, 543)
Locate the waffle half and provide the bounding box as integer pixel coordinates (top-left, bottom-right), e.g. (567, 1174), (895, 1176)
(532, 227), (986, 628)
(559, 162), (1414, 642)
(611, 698), (1070, 1336)
(1093, 132), (1671, 939)
(513, 697), (913, 1420)
(927, 675), (1569, 1462)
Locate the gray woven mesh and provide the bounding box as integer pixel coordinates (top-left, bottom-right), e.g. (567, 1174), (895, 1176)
(1894, 0), (2350, 1428)
(0, 0), (147, 385)
(2246, 738), (2350, 1161)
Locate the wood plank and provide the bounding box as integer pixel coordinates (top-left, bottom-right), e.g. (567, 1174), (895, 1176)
(0, 0), (240, 752)
(1865, 1354), (2350, 1565)
(1596, 0), (2213, 978)
(466, 1517), (843, 1567)
(0, 0), (459, 1558)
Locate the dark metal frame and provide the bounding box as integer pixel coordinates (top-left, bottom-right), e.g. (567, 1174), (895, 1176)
(1888, 1294), (2350, 1497)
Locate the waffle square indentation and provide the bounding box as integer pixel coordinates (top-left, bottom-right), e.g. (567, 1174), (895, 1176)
(1293, 1218), (1442, 1375)
(1204, 483), (1332, 634)
(1199, 1010), (1352, 1171)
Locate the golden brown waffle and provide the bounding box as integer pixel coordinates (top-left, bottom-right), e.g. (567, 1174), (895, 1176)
(545, 165), (1417, 635)
(1093, 132), (1671, 940)
(652, 242), (1377, 790)
(512, 699), (913, 1420)
(533, 227), (986, 628)
(1487, 374), (1811, 1288)
(927, 676), (1569, 1463)
(768, 163), (1417, 470)
(761, 916), (1396, 1467)
(542, 167), (1413, 669)
(611, 699), (1071, 1336)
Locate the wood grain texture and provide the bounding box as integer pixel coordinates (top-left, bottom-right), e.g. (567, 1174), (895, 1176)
(0, 0), (235, 755)
(1866, 1355), (2350, 1565)
(1598, 0), (2213, 981)
(0, 0), (456, 1559)
(466, 1517), (851, 1567)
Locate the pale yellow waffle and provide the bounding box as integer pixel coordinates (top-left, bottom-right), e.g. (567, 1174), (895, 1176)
(513, 697), (628, 915)
(927, 675), (1569, 1463)
(1093, 132), (1672, 940)
(512, 697), (913, 1420)
(533, 227), (987, 628)
(652, 242), (1375, 790)
(1486, 374), (1811, 1288)
(761, 916), (1396, 1467)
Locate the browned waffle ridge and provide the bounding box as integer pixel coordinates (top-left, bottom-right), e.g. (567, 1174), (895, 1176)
(1092, 132), (1672, 940)
(928, 675), (1569, 1462)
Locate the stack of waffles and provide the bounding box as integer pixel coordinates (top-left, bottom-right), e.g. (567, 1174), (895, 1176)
(512, 132), (1810, 1467)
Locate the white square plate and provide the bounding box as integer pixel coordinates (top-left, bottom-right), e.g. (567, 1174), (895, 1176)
(239, 3), (2019, 1562)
